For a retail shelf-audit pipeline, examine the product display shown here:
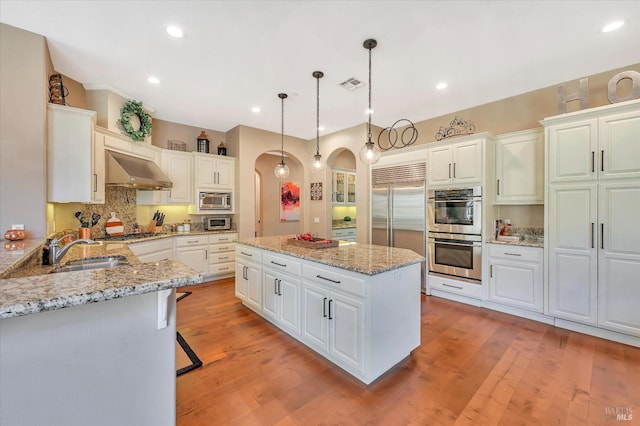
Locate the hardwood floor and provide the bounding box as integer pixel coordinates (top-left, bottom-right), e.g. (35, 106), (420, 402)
(176, 279), (640, 425)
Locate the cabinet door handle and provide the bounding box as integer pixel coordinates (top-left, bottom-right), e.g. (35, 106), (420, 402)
(591, 223), (595, 248)
(278, 279), (282, 296)
(448, 163), (451, 179)
(591, 151), (595, 173)
(205, 250), (208, 260)
(453, 163), (456, 178)
(328, 299), (333, 320)
(316, 274), (340, 284)
(601, 150), (604, 172)
(504, 252), (522, 257)
(443, 283), (463, 290)
(323, 297), (327, 318)
(93, 173), (98, 193)
(600, 223), (604, 250)
(270, 261), (287, 268)
(243, 265), (247, 280)
(490, 264), (493, 278)
(497, 179), (500, 196)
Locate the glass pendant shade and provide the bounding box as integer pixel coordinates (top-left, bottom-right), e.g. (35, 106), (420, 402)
(359, 141), (381, 164)
(311, 153), (325, 171)
(274, 160), (290, 179)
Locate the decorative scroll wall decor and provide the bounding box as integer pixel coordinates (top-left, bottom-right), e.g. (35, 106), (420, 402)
(435, 116), (476, 141)
(377, 119), (419, 151)
(310, 182), (323, 201)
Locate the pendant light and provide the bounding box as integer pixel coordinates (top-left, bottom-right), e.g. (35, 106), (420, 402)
(274, 92), (290, 179)
(311, 71), (325, 172)
(359, 38), (381, 164)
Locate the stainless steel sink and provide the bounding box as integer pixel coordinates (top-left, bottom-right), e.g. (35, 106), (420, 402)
(51, 255), (129, 273)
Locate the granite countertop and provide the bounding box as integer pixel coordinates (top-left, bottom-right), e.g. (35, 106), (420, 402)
(0, 235), (207, 320)
(237, 235), (424, 276)
(487, 238), (544, 248)
(331, 223), (356, 230)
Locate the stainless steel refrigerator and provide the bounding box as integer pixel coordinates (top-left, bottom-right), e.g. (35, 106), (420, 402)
(371, 164), (426, 292)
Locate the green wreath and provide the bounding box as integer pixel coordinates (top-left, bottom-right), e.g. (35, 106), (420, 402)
(119, 100), (152, 141)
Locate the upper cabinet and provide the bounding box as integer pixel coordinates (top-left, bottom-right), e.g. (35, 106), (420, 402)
(544, 101), (640, 183)
(427, 135), (485, 187)
(332, 170), (356, 205)
(494, 129), (544, 204)
(48, 104), (105, 204)
(136, 149), (193, 205)
(194, 153), (234, 191)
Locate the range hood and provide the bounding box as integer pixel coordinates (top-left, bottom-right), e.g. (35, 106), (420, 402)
(105, 150), (173, 190)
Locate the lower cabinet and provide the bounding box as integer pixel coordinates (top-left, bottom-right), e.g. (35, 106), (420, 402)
(331, 228), (356, 242)
(208, 233), (237, 278)
(128, 238), (174, 263)
(174, 235), (209, 275)
(235, 246), (262, 311)
(234, 243), (421, 384)
(487, 244), (543, 313)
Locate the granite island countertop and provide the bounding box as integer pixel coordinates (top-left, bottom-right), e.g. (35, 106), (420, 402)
(487, 237), (544, 248)
(237, 235), (424, 275)
(0, 236), (205, 320)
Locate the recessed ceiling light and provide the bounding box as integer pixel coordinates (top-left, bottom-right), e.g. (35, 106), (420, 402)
(436, 82), (448, 90)
(251, 106), (261, 113)
(366, 109), (373, 115)
(147, 76), (160, 84)
(602, 20), (624, 33)
(166, 26), (184, 38)
(318, 126), (325, 131)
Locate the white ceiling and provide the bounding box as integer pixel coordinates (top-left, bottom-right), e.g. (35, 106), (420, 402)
(1, 1), (639, 141)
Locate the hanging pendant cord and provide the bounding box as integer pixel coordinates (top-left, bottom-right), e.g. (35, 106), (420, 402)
(316, 76), (320, 154)
(281, 95), (285, 164)
(367, 44), (373, 143)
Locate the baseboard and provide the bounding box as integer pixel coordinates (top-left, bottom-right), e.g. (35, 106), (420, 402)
(429, 289), (483, 307)
(555, 318), (640, 348)
(482, 301), (555, 325)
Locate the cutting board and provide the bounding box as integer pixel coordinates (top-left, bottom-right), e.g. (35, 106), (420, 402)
(106, 212), (124, 236)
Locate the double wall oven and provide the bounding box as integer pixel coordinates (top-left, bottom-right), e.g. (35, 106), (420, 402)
(427, 186), (482, 282)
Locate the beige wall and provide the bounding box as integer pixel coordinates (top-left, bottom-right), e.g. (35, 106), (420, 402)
(0, 23), (47, 238)
(152, 119), (228, 154)
(255, 154), (304, 236)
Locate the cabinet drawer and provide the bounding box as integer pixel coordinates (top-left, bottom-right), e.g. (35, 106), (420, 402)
(428, 274), (484, 299)
(209, 262), (235, 275)
(209, 251), (235, 264)
(209, 242), (235, 253)
(263, 253), (301, 276)
(236, 245), (262, 263)
(209, 233), (238, 244)
(302, 264), (365, 297)
(488, 244), (541, 263)
(331, 228), (356, 238)
(128, 237), (173, 256)
(175, 235), (208, 247)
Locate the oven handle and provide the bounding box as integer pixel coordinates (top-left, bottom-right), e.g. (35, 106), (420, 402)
(428, 239), (482, 247)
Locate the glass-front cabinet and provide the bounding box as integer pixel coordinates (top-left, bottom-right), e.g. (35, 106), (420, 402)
(333, 170), (356, 205)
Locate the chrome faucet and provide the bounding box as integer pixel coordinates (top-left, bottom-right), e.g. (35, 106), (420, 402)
(48, 234), (96, 266)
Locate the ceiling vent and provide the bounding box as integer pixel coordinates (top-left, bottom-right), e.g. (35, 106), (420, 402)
(339, 77), (364, 91)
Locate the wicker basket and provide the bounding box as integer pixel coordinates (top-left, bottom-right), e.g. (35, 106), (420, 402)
(167, 140), (186, 151)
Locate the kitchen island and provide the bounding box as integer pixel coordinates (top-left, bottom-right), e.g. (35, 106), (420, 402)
(235, 235), (424, 385)
(0, 239), (203, 426)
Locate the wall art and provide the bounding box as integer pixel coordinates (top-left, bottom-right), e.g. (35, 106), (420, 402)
(310, 182), (322, 201)
(280, 181), (300, 222)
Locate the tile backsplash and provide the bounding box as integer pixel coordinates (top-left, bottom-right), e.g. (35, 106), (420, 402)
(75, 187), (137, 238)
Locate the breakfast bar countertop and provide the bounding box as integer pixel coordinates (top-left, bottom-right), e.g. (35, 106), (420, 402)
(0, 238), (203, 320)
(237, 235), (424, 276)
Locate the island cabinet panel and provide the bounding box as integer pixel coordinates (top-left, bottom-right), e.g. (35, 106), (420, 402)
(234, 241), (421, 385)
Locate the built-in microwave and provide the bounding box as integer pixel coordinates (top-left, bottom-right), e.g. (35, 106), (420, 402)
(206, 216), (231, 231)
(199, 191), (232, 211)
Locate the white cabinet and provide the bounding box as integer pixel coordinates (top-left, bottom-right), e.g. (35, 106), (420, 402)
(194, 153), (234, 190)
(128, 238), (174, 263)
(208, 233), (236, 278)
(174, 235), (208, 275)
(331, 228), (356, 242)
(136, 150), (193, 205)
(427, 135), (484, 187)
(235, 246), (262, 311)
(494, 129), (544, 204)
(47, 104), (105, 203)
(544, 100), (640, 338)
(546, 102), (640, 183)
(262, 253), (301, 337)
(332, 170), (356, 205)
(487, 244), (543, 313)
